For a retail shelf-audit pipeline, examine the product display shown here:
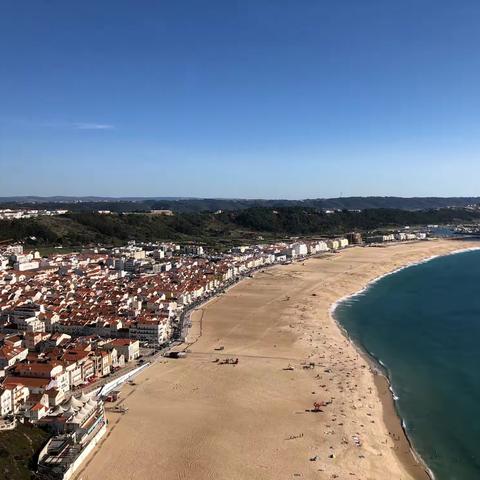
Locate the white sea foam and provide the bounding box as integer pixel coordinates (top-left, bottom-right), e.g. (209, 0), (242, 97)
(389, 385), (399, 401)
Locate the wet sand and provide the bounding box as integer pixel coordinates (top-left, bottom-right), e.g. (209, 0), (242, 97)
(75, 239), (477, 480)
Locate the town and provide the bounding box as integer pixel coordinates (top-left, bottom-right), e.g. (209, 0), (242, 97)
(0, 230), (429, 479)
(0, 208), (69, 220)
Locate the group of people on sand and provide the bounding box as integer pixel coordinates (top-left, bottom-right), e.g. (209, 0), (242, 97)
(213, 357), (239, 365)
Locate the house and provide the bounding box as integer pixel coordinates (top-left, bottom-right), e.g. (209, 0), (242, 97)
(62, 360), (83, 388)
(14, 362), (70, 393)
(61, 350), (94, 384)
(0, 387), (12, 416)
(346, 232), (363, 244)
(366, 234), (395, 244)
(14, 316), (45, 333)
(2, 382), (29, 412)
(326, 239), (340, 250)
(4, 335), (24, 348)
(46, 388), (65, 407)
(0, 345), (29, 369)
(42, 312), (60, 332)
(25, 332), (48, 350)
(99, 346), (123, 369)
(129, 319), (169, 345)
(317, 241), (329, 252)
(43, 333), (71, 350)
(91, 350), (111, 378)
(105, 339), (140, 362)
(292, 243), (308, 257)
(24, 392), (49, 412)
(29, 402), (48, 421)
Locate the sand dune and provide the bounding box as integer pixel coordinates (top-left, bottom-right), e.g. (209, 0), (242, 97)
(75, 239), (477, 480)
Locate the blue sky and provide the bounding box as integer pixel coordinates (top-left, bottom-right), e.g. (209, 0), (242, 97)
(1, 0), (480, 198)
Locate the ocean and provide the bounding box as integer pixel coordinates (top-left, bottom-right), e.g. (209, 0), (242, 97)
(333, 248), (480, 480)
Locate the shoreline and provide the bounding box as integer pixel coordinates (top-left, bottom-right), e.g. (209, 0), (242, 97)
(330, 313), (433, 480)
(328, 244), (480, 480)
(76, 239), (478, 480)
(329, 245), (480, 316)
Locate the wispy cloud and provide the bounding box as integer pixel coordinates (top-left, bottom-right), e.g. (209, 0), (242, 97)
(73, 123), (115, 130)
(0, 116), (115, 131)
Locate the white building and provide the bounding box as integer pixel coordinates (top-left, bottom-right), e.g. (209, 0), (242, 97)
(315, 241), (329, 252)
(130, 320), (169, 344)
(0, 388), (12, 417)
(14, 261), (40, 271)
(0, 345), (29, 369)
(327, 239), (340, 250)
(14, 316), (46, 333)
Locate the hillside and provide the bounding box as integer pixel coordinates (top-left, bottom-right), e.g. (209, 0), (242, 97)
(1, 207), (479, 248)
(0, 423), (49, 480)
(2, 196), (480, 213)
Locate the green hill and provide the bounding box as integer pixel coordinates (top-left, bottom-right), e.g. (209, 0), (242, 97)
(1, 207), (479, 248)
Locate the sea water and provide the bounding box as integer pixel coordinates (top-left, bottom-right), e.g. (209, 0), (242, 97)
(334, 248), (480, 480)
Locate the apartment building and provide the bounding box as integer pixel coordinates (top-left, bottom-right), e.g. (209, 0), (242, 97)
(105, 339), (140, 362)
(130, 319), (169, 344)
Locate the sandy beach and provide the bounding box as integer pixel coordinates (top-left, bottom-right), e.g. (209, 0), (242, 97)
(75, 239), (477, 480)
